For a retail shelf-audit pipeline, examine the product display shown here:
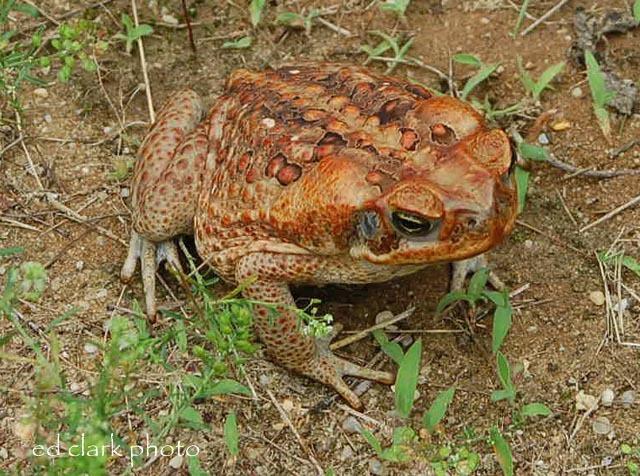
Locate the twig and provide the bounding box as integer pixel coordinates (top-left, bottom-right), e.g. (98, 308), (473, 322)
(547, 153), (640, 179)
(556, 188), (578, 227)
(23, 0), (59, 25)
(131, 0), (155, 123)
(180, 0), (197, 53)
(264, 388), (323, 476)
(580, 194), (640, 232)
(521, 0), (570, 36)
(335, 403), (382, 427)
(0, 134), (23, 157)
(330, 306), (415, 350)
(13, 105), (44, 190)
(316, 17), (351, 36)
(609, 139), (639, 158)
(568, 400), (598, 442)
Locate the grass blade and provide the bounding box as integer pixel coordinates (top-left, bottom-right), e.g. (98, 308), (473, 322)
(422, 387), (456, 432)
(511, 0), (530, 36)
(461, 63), (499, 100)
(514, 166), (530, 214)
(224, 411), (239, 456)
(492, 303), (512, 354)
(491, 426), (514, 476)
(249, 0), (266, 27)
(394, 339), (422, 418)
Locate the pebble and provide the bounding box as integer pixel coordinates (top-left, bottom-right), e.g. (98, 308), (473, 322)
(0, 447), (7, 459)
(375, 310), (394, 324)
(480, 17), (490, 24)
(120, 187), (130, 198)
(281, 399), (294, 412)
(95, 289), (108, 300)
(75, 260), (84, 271)
(524, 239), (534, 249)
(69, 382), (81, 392)
(258, 374), (271, 385)
(592, 416), (612, 435)
(551, 120), (571, 131)
(168, 454), (183, 469)
(601, 388), (614, 407)
(621, 390), (635, 408)
(589, 291), (605, 306)
(161, 13), (179, 24)
(83, 342), (99, 354)
(537, 133), (550, 145)
(43, 114), (52, 123)
(33, 88), (49, 98)
(341, 416), (362, 434)
(340, 446), (353, 461)
(571, 87), (583, 98)
(369, 458), (386, 476)
(575, 390), (598, 411)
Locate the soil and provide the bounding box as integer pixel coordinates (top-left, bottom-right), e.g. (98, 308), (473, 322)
(1, 0), (639, 475)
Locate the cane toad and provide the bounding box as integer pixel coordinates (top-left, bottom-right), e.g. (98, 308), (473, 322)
(121, 63), (517, 409)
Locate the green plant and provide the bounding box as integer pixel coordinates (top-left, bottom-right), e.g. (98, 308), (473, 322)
(517, 57), (565, 101)
(224, 411), (239, 456)
(423, 387), (456, 433)
(585, 50), (615, 141)
(621, 442), (640, 475)
(598, 250), (640, 278)
(471, 96), (523, 122)
(114, 13), (153, 54)
(514, 142), (549, 213)
(452, 53), (500, 100)
(511, 0), (530, 36)
(490, 427), (513, 476)
(222, 36), (252, 49)
(394, 339), (422, 418)
(249, 0), (266, 27)
(109, 157), (134, 182)
(436, 268), (513, 353)
(634, 0), (640, 23)
(430, 443), (481, 476)
(360, 31), (414, 73)
(361, 426), (416, 463)
(379, 0), (411, 17)
(276, 9), (322, 35)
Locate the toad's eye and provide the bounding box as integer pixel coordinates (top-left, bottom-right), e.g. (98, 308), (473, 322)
(391, 211), (438, 237)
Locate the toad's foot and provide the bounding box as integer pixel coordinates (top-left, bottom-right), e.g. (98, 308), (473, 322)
(450, 254), (505, 292)
(120, 230), (183, 317)
(237, 253), (394, 409)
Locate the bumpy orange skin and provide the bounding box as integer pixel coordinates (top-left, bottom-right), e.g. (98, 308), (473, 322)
(127, 63), (517, 408)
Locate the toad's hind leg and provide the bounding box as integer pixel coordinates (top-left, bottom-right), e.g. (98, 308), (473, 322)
(236, 253), (395, 409)
(121, 90), (209, 317)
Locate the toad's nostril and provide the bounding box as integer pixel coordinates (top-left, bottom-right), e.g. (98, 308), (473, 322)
(467, 218), (478, 229)
(430, 123), (456, 145)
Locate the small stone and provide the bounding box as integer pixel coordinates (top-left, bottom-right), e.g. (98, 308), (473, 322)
(537, 133), (550, 145)
(0, 447), (8, 459)
(592, 416), (612, 435)
(84, 342), (99, 354)
(341, 416), (362, 434)
(480, 17), (490, 24)
(95, 289), (108, 300)
(162, 13), (179, 24)
(620, 390), (635, 408)
(281, 399), (294, 412)
(75, 260), (84, 271)
(571, 87), (583, 98)
(262, 117), (275, 128)
(33, 88), (49, 98)
(589, 291), (605, 306)
(375, 310), (394, 324)
(271, 422), (285, 431)
(601, 388), (614, 407)
(120, 187), (130, 198)
(69, 382), (81, 392)
(524, 239), (533, 249)
(575, 390), (598, 411)
(258, 374), (271, 386)
(43, 114), (52, 123)
(551, 120), (571, 131)
(369, 458), (386, 476)
(169, 454), (183, 469)
(340, 446), (353, 461)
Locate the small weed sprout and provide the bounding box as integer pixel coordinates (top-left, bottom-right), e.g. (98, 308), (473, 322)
(276, 9), (322, 36)
(222, 36), (253, 49)
(491, 426), (514, 476)
(452, 53), (500, 100)
(224, 411), (240, 457)
(621, 442), (640, 475)
(513, 142), (549, 213)
(361, 31), (414, 73)
(379, 0), (412, 18)
(471, 96), (523, 122)
(114, 13), (153, 54)
(517, 57), (565, 102)
(249, 0), (266, 27)
(584, 50), (616, 141)
(511, 0), (531, 36)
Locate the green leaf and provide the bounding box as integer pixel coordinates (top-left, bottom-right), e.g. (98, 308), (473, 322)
(224, 411), (239, 456)
(179, 406), (205, 428)
(518, 142), (548, 162)
(372, 329), (404, 365)
(360, 428), (382, 454)
(621, 255), (640, 278)
(468, 268), (489, 299)
(483, 290), (507, 308)
(174, 320), (187, 352)
(491, 388), (516, 402)
(394, 339), (422, 418)
(511, 0), (530, 36)
(461, 63), (499, 100)
(0, 247), (24, 257)
(379, 0), (411, 15)
(249, 0), (266, 27)
(276, 12), (304, 27)
(532, 62), (565, 100)
(422, 387), (456, 432)
(520, 402), (552, 418)
(585, 50), (614, 140)
(196, 378), (251, 399)
(131, 24), (153, 40)
(492, 304), (512, 354)
(187, 455), (209, 476)
(491, 426), (514, 476)
(494, 351), (515, 403)
(12, 2), (39, 17)
(634, 0), (640, 23)
(436, 290), (474, 314)
(514, 165), (529, 214)
(453, 53), (482, 67)
(222, 36), (252, 49)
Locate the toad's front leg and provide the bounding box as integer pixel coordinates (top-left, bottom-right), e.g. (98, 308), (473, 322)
(236, 253), (394, 409)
